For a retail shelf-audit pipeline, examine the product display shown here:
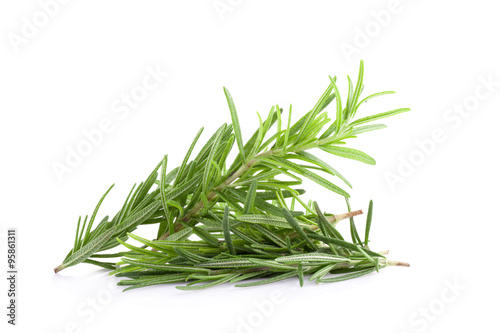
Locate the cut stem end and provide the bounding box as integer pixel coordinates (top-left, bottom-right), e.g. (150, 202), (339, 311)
(54, 264), (65, 274)
(385, 260), (410, 267)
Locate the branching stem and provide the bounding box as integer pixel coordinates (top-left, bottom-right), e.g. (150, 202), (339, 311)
(158, 150), (275, 239)
(158, 129), (352, 241)
(159, 131), (347, 240)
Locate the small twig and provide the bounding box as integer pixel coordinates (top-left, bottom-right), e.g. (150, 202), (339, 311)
(384, 260), (410, 267)
(287, 209), (363, 239)
(327, 210), (363, 224)
(157, 151), (274, 241)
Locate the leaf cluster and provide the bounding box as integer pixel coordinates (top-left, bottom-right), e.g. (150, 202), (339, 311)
(54, 61), (410, 289)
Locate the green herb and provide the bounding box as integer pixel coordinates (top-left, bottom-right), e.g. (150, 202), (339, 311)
(54, 61), (410, 290)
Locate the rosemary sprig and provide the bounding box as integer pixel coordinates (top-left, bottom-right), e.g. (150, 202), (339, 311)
(54, 61), (410, 290)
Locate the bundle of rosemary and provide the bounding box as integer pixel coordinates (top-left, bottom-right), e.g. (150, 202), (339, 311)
(54, 61), (410, 291)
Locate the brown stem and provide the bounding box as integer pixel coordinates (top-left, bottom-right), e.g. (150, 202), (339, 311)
(304, 209), (363, 232)
(384, 260), (410, 267)
(288, 209), (363, 239)
(158, 151), (273, 241)
(326, 210), (363, 225)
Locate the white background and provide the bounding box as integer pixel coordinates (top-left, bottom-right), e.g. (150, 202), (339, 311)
(1, 1), (499, 332)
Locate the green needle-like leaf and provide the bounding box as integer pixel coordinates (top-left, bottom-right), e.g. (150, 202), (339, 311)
(224, 87), (246, 162)
(235, 271), (299, 287)
(243, 180), (258, 214)
(298, 263), (304, 287)
(354, 91), (395, 112)
(248, 258), (298, 270)
(56, 227), (116, 272)
(192, 226), (220, 247)
(159, 155), (174, 235)
(352, 124), (387, 135)
(177, 273), (240, 291)
(222, 205), (235, 255)
(307, 234), (384, 258)
(349, 60), (365, 119)
(364, 200), (373, 248)
(275, 253), (349, 263)
(309, 263), (338, 282)
(122, 274), (189, 291)
(318, 267), (376, 283)
(114, 201), (162, 238)
(283, 208), (317, 250)
(121, 258), (212, 273)
(350, 108), (411, 127)
(83, 184), (115, 244)
(195, 259), (257, 268)
(293, 151), (352, 188)
(203, 125), (225, 193)
(331, 76), (343, 134)
(346, 198), (363, 245)
(238, 214), (296, 229)
(320, 146), (376, 165)
(175, 127), (204, 186)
